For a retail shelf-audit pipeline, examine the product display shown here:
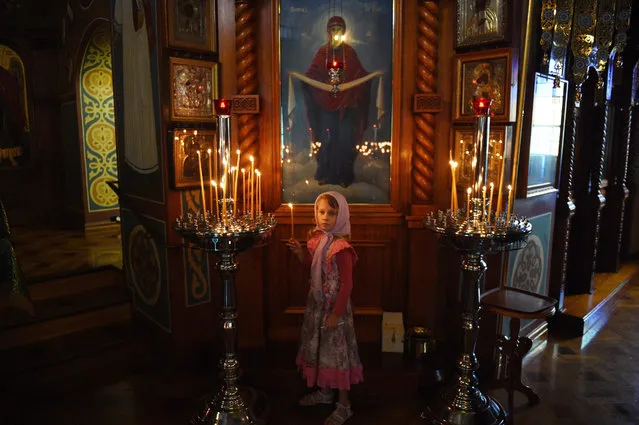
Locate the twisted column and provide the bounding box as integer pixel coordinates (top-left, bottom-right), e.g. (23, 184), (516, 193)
(412, 0), (439, 203)
(235, 0), (259, 170)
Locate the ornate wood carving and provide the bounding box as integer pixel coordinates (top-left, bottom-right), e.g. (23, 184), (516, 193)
(412, 0), (439, 204)
(231, 94), (260, 114)
(235, 0), (259, 171)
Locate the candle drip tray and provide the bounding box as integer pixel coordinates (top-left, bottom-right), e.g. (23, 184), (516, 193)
(175, 212), (277, 253)
(424, 210), (531, 254)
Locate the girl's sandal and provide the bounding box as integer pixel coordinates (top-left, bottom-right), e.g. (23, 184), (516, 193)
(324, 403), (353, 425)
(299, 390), (334, 406)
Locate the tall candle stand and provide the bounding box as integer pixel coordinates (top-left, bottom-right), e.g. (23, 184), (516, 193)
(174, 101), (277, 425)
(421, 97), (531, 425)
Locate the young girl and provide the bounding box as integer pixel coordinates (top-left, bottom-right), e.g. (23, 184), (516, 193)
(287, 191), (363, 425)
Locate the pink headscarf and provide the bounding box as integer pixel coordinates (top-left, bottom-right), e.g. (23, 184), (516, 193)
(310, 191), (351, 302)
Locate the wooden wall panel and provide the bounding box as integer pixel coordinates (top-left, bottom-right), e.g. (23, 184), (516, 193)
(265, 221), (404, 343)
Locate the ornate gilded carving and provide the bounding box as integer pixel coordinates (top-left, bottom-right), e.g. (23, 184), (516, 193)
(550, 0), (574, 78)
(571, 0), (598, 89)
(594, 0), (616, 78)
(412, 0), (439, 203)
(235, 0), (259, 172)
(613, 0), (632, 69)
(540, 0), (557, 67)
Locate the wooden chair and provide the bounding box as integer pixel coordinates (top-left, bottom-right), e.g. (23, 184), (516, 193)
(480, 286), (556, 425)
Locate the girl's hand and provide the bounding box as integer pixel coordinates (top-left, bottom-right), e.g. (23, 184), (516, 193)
(325, 313), (340, 328)
(285, 238), (304, 262)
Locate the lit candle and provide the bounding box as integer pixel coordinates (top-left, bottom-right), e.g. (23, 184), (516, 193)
(207, 148), (213, 212)
(452, 162), (459, 211)
(212, 180), (219, 220)
(373, 124), (378, 141)
(482, 186), (487, 220)
(197, 150), (207, 216)
(506, 185), (513, 220)
(288, 203), (294, 238)
(449, 149), (458, 212)
(234, 150), (240, 216)
(241, 168), (246, 214)
(489, 182), (494, 217)
(496, 156), (505, 216)
(221, 176), (227, 223)
(255, 170), (261, 214)
(249, 156), (255, 217)
(466, 187), (471, 219)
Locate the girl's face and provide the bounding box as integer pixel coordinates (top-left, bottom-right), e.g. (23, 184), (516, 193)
(316, 198), (338, 232)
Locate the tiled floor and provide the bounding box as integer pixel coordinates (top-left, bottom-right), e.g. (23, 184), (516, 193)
(11, 225), (122, 280)
(4, 275), (639, 425)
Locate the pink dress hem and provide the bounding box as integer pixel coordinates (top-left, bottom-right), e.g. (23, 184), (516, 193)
(296, 352), (364, 390)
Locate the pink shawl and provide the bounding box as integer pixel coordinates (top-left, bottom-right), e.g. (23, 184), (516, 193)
(309, 191), (351, 302)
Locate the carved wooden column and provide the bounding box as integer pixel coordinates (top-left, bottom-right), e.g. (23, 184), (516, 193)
(620, 60), (639, 258)
(566, 70), (606, 294)
(548, 0), (575, 308)
(561, 0), (599, 295)
(597, 69), (632, 271)
(412, 0), (440, 205)
(598, 0), (634, 270)
(234, 0), (260, 173)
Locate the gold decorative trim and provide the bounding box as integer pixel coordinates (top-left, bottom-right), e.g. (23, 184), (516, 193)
(613, 0), (632, 69)
(540, 0), (558, 66)
(550, 0), (575, 78)
(594, 0), (616, 76)
(571, 0), (599, 88)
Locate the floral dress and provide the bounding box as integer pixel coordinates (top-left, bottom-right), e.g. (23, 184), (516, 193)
(296, 238), (363, 390)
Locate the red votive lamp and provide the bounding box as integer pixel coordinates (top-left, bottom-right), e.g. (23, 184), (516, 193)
(326, 59), (344, 70)
(471, 96), (492, 117)
(214, 98), (232, 116)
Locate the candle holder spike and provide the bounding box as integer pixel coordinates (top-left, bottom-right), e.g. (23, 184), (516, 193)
(421, 97), (531, 425)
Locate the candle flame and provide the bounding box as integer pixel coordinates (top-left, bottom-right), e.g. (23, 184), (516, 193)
(467, 187), (472, 194)
(490, 182), (494, 188)
(212, 180), (217, 187)
(197, 150), (201, 155)
(236, 149), (241, 155)
(250, 156), (254, 163)
(508, 185), (512, 190)
(288, 203), (293, 210)
(241, 168), (245, 173)
(207, 148), (211, 153)
(194, 130), (198, 136)
(255, 169), (261, 176)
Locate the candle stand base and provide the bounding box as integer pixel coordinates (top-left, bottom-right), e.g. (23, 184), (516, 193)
(191, 384), (268, 425)
(421, 389), (506, 425)
(422, 210), (531, 425)
(175, 212), (276, 425)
